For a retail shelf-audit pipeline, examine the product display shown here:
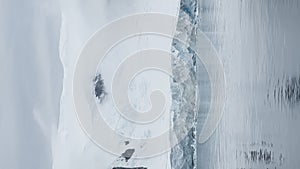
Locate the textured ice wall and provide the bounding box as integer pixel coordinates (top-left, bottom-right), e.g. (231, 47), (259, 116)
(170, 0), (198, 168)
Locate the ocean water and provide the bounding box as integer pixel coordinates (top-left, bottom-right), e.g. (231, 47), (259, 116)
(196, 0), (300, 169)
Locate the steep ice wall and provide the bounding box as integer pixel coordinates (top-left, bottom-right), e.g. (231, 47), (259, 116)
(170, 0), (198, 168)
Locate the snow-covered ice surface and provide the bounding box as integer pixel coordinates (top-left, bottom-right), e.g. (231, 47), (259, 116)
(55, 1), (179, 169)
(1, 0), (180, 168)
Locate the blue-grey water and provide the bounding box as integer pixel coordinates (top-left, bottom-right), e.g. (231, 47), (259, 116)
(195, 0), (300, 169)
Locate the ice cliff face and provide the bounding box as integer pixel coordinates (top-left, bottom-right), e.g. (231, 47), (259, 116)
(170, 0), (198, 168)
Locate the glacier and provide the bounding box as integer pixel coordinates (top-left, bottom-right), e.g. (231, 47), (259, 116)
(2, 0), (300, 169)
